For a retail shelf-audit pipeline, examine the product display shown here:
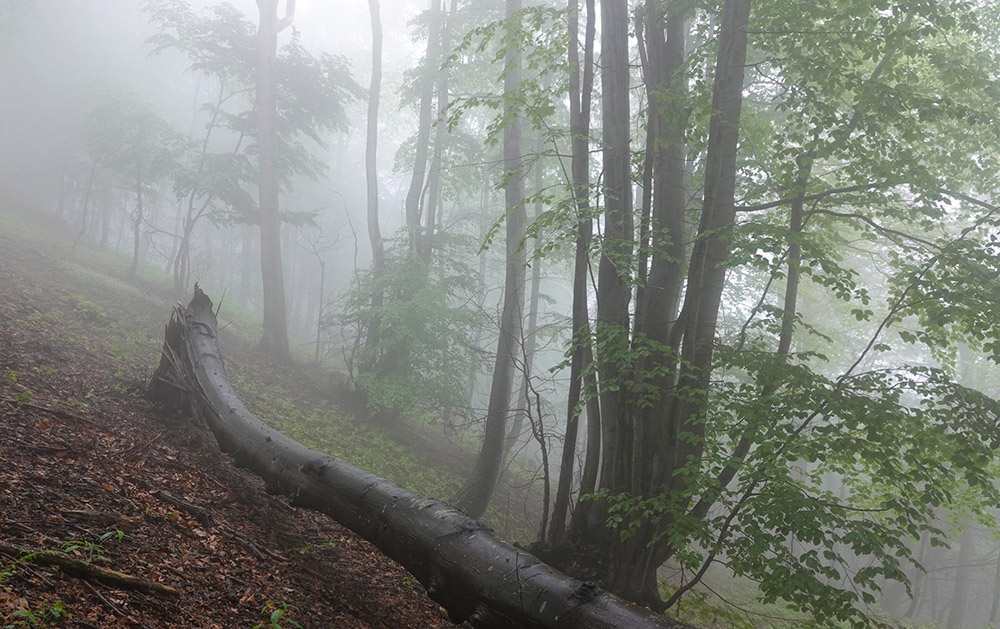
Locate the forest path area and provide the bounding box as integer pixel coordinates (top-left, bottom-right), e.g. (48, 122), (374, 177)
(0, 211), (456, 627)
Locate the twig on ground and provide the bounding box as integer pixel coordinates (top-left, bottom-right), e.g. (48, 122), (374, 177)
(0, 543), (179, 596)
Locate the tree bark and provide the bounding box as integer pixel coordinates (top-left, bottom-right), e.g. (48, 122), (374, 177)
(504, 131), (544, 460)
(989, 538), (1000, 625)
(632, 0), (686, 497)
(452, 0), (526, 519)
(549, 0), (596, 547)
(255, 0), (292, 359)
(595, 0), (635, 497)
(71, 159), (99, 253)
(567, 0), (601, 546)
(363, 0), (385, 367)
(604, 0), (752, 605)
(421, 0), (457, 265)
(148, 287), (688, 629)
(130, 156), (144, 279)
(946, 525), (977, 629)
(403, 0), (443, 257)
(100, 185), (111, 249)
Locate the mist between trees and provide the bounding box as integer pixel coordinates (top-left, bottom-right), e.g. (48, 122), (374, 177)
(4, 0), (1000, 626)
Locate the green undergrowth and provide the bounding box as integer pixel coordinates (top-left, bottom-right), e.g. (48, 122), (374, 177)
(0, 207), (468, 506)
(659, 562), (942, 629)
(227, 367), (460, 499)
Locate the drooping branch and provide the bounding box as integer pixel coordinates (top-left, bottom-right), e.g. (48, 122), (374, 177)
(148, 287), (688, 629)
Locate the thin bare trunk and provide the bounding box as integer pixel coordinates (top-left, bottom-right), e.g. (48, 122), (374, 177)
(550, 0), (596, 546)
(130, 158), (144, 279)
(363, 0), (385, 369)
(632, 0), (687, 498)
(989, 539), (1000, 624)
(453, 0), (526, 519)
(946, 525), (977, 629)
(505, 132), (544, 459)
(255, 0), (294, 359)
(403, 0), (442, 257)
(421, 0), (457, 265)
(71, 159), (99, 253)
(595, 0), (635, 496)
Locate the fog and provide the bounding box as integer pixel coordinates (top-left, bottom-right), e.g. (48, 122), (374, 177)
(3, 1), (1000, 627)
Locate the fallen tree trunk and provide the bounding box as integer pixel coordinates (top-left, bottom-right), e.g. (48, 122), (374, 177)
(148, 287), (690, 629)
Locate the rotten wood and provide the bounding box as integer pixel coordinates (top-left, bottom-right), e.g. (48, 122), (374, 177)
(0, 543), (179, 596)
(148, 488), (215, 526)
(148, 286), (691, 629)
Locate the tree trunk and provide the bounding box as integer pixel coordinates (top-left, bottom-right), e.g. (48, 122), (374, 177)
(314, 258), (325, 362)
(567, 0), (601, 546)
(604, 0), (752, 606)
(905, 530), (936, 618)
(452, 0), (526, 519)
(363, 0), (385, 365)
(946, 525), (977, 629)
(504, 130), (544, 460)
(100, 187), (111, 249)
(549, 0), (596, 547)
(255, 0), (292, 359)
(594, 0), (635, 498)
(403, 0), (442, 257)
(130, 158), (144, 279)
(165, 197), (182, 274)
(71, 159), (99, 253)
(632, 0), (686, 496)
(421, 0), (457, 265)
(148, 287), (687, 629)
(989, 539), (1000, 625)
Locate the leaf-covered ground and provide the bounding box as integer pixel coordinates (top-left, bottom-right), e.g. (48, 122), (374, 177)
(0, 216), (458, 627)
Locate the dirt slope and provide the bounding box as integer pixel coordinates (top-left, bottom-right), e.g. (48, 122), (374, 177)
(0, 219), (456, 627)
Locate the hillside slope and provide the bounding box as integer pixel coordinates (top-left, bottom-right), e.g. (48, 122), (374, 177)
(0, 211), (457, 627)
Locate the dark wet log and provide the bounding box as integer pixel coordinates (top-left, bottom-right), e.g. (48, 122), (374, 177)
(149, 286), (691, 629)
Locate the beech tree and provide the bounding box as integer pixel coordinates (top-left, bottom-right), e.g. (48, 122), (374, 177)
(511, 0), (1000, 624)
(255, 0), (296, 358)
(452, 0), (527, 519)
(363, 0), (385, 366)
(145, 0), (357, 301)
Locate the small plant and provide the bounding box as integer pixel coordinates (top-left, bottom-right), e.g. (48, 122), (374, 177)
(67, 296), (106, 322)
(253, 601), (302, 629)
(1, 599), (70, 627)
(59, 539), (105, 559)
(0, 560), (17, 586)
(98, 529), (129, 544)
(2, 369), (32, 405)
(45, 601), (69, 620)
(7, 607), (40, 627)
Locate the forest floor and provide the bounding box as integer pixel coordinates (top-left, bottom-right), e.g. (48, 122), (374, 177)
(0, 211), (463, 626)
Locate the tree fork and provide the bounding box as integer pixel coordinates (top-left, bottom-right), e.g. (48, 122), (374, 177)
(148, 287), (689, 629)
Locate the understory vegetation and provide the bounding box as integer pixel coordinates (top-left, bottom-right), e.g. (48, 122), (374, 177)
(6, 0), (1000, 626)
